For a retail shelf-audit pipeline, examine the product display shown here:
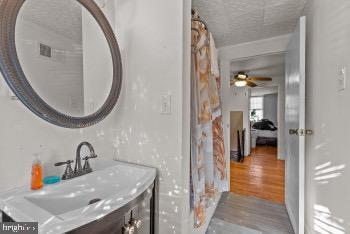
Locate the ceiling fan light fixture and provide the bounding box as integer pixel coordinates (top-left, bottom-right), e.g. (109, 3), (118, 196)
(234, 80), (247, 87)
(237, 73), (248, 79)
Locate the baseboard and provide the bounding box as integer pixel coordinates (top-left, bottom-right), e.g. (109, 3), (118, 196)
(285, 200), (297, 234)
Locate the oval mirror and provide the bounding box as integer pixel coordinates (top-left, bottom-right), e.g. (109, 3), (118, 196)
(0, 0), (122, 128)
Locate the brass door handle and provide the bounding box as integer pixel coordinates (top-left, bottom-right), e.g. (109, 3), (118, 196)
(289, 129), (313, 136)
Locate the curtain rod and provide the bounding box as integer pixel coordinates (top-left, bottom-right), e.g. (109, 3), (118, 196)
(191, 8), (210, 53)
(191, 8), (209, 31)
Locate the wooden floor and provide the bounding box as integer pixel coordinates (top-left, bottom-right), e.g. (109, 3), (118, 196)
(213, 192), (294, 234)
(230, 146), (285, 204)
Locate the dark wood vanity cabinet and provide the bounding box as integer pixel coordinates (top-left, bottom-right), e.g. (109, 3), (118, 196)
(69, 196), (152, 234)
(69, 183), (155, 234)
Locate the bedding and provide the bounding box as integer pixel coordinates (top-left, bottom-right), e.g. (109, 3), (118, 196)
(254, 129), (277, 138)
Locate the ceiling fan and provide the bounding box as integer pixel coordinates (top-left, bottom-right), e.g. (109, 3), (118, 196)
(230, 71), (272, 87)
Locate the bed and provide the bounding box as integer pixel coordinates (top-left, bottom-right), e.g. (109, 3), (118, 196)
(251, 119), (278, 147)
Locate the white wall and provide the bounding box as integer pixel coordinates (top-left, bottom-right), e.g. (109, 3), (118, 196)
(263, 93), (278, 124)
(303, 1), (350, 233)
(0, 1), (192, 234)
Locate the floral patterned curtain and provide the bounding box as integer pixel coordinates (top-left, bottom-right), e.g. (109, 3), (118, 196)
(190, 12), (228, 228)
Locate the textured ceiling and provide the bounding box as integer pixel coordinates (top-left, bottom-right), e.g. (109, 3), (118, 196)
(192, 0), (307, 47)
(19, 0), (83, 43)
(231, 53), (285, 87)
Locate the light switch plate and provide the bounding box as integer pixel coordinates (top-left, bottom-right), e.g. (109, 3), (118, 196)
(338, 67), (346, 91)
(160, 94), (171, 115)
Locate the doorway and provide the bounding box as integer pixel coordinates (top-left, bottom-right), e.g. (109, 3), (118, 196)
(220, 53), (295, 233)
(228, 52), (286, 200)
(223, 16), (306, 233)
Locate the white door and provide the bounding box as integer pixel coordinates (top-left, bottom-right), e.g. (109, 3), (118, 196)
(285, 16), (306, 234)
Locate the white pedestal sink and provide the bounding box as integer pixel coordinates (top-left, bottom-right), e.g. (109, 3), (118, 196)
(0, 160), (156, 234)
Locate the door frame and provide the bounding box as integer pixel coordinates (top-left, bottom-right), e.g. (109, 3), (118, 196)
(219, 34), (304, 231)
(219, 34), (291, 190)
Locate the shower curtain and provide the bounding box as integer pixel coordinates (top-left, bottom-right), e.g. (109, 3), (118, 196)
(190, 14), (228, 228)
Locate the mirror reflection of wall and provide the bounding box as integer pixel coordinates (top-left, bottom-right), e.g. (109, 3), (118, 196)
(15, 0), (113, 117)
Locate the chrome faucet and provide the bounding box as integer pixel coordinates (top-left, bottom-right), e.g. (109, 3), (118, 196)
(75, 142), (97, 175)
(55, 142), (98, 180)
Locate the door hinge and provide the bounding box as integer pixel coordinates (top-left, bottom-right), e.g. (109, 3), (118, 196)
(289, 129), (313, 136)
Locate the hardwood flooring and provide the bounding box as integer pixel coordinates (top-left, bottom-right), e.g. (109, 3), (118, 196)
(230, 146), (285, 204)
(212, 192), (294, 234)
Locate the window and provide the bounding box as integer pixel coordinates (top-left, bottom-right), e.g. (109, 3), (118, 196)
(250, 96), (263, 121)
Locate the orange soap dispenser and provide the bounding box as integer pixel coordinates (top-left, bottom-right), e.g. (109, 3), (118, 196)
(31, 156), (43, 190)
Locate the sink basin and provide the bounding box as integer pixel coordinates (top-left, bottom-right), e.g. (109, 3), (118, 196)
(0, 160), (156, 234)
(24, 162), (150, 216)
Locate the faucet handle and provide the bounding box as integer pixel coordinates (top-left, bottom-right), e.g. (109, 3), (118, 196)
(84, 154), (98, 160)
(55, 160), (74, 180)
(82, 155), (97, 173)
(54, 160), (74, 167)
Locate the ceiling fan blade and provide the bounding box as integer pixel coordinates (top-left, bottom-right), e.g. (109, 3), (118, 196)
(234, 77), (246, 81)
(246, 80), (258, 87)
(248, 77), (272, 81)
